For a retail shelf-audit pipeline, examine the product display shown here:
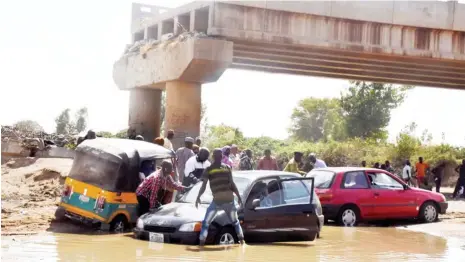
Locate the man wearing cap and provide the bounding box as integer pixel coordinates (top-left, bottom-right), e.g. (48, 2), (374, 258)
(309, 153), (327, 169)
(164, 129), (175, 151)
(175, 137), (195, 184)
(283, 152), (306, 176)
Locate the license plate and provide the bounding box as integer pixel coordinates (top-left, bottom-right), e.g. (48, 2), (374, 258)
(79, 195), (89, 203)
(149, 232), (164, 243)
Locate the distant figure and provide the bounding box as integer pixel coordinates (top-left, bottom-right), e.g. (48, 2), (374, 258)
(175, 137), (195, 184)
(195, 137), (202, 147)
(153, 137), (165, 147)
(284, 152), (306, 176)
(373, 162), (380, 169)
(230, 144), (241, 170)
(402, 160), (412, 184)
(221, 146), (233, 167)
(361, 160), (367, 167)
(192, 144), (200, 155)
(453, 159), (465, 198)
(85, 130), (96, 140)
(239, 149), (254, 170)
(380, 164), (387, 170)
(415, 157), (430, 187)
(135, 135), (144, 141)
(257, 149), (279, 171)
(385, 160), (394, 173)
(164, 129), (174, 151)
(432, 162), (446, 193)
(309, 153), (327, 169)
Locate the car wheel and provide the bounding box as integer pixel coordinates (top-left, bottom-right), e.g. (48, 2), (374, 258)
(109, 215), (128, 233)
(54, 207), (67, 222)
(215, 227), (238, 245)
(419, 201), (438, 223)
(337, 206), (360, 227)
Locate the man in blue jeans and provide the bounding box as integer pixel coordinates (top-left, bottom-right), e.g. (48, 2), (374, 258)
(195, 148), (245, 246)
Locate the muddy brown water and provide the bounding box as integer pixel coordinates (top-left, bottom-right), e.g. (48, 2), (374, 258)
(2, 226), (464, 261)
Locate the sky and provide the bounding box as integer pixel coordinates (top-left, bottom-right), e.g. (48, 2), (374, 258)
(1, 0), (464, 146)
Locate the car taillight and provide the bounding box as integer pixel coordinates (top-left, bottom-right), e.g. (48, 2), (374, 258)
(95, 196), (106, 210)
(62, 185), (71, 197)
(319, 193), (333, 202)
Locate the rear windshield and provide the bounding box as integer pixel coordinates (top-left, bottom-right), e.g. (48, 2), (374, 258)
(68, 151), (122, 191)
(306, 170), (335, 189)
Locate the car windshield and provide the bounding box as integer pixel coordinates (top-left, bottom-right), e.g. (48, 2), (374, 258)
(306, 170), (335, 189)
(180, 177), (251, 204)
(68, 151), (122, 191)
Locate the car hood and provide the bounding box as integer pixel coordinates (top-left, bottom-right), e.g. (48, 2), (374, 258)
(140, 202), (207, 226)
(409, 187), (446, 201)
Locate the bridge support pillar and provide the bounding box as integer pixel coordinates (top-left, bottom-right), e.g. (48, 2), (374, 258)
(165, 81), (201, 149)
(128, 89), (162, 142)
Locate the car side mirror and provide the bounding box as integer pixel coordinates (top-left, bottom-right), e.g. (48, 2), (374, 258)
(251, 199), (261, 210)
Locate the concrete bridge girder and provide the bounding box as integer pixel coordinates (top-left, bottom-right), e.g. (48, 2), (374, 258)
(116, 1), (465, 145)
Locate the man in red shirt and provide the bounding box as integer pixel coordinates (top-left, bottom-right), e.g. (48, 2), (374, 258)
(257, 149), (279, 170)
(136, 160), (187, 215)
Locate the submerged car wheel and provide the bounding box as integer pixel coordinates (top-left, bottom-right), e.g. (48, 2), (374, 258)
(337, 206), (360, 227)
(215, 227), (238, 245)
(419, 201), (439, 223)
(110, 215), (128, 233)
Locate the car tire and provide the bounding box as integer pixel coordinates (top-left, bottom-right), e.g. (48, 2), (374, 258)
(54, 207), (67, 222)
(337, 205), (360, 227)
(109, 215), (129, 233)
(214, 227), (238, 245)
(419, 201), (439, 223)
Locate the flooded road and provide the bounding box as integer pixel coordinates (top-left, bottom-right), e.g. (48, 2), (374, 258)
(2, 226), (464, 261)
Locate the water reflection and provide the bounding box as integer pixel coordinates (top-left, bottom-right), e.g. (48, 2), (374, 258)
(1, 226), (461, 262)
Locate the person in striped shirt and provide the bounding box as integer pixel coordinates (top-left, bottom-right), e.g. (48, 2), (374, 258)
(195, 149), (244, 246)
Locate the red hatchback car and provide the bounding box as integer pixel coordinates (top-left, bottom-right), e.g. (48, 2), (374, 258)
(306, 167), (448, 226)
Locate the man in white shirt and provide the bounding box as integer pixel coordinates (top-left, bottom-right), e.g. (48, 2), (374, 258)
(402, 160), (412, 183)
(309, 153), (327, 169)
(184, 148), (211, 187)
(164, 129), (174, 151)
(230, 144), (241, 170)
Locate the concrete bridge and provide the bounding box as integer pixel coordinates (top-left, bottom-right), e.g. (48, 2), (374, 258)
(113, 1), (465, 146)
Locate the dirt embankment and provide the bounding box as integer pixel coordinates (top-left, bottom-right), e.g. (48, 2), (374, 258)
(1, 157), (73, 234)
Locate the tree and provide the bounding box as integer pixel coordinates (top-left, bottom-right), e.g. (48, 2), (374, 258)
(290, 98), (346, 142)
(55, 108), (72, 134)
(203, 124), (245, 149)
(75, 107), (88, 133)
(340, 81), (410, 139)
(13, 120), (44, 133)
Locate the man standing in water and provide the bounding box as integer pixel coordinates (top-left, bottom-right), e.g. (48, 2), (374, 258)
(196, 149), (245, 246)
(175, 137), (195, 184)
(230, 145), (241, 170)
(453, 159), (465, 198)
(136, 161), (186, 215)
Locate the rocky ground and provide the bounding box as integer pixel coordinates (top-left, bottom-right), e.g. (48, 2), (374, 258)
(1, 157), (464, 235)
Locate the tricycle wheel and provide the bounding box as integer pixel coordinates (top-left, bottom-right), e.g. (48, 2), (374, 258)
(109, 215), (129, 233)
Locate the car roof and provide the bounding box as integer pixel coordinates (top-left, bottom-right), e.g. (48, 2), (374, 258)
(310, 167), (387, 174)
(232, 170), (301, 181)
(77, 138), (175, 161)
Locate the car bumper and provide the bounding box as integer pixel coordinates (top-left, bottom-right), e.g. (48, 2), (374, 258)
(317, 214), (324, 231)
(438, 202), (448, 214)
(321, 204), (341, 220)
(133, 228), (200, 245)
